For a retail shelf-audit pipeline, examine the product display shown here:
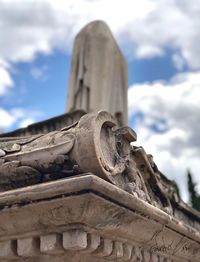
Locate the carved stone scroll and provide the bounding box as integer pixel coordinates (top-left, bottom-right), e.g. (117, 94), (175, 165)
(0, 111), (133, 191)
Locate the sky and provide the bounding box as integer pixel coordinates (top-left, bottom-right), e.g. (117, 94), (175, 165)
(0, 0), (200, 201)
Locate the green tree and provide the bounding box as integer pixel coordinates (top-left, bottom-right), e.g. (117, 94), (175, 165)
(187, 170), (200, 211)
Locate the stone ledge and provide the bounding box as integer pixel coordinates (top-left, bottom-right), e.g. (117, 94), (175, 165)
(0, 174), (199, 261)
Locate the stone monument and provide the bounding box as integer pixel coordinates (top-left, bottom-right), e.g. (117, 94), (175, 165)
(0, 21), (199, 262)
(66, 21), (128, 126)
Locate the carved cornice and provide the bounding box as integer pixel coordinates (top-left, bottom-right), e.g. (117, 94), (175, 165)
(0, 174), (199, 261)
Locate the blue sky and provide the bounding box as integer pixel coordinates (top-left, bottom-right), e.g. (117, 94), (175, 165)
(1, 0), (200, 201)
(1, 47), (179, 128)
(1, 51), (71, 127)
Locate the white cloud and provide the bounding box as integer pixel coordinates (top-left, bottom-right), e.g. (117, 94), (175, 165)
(0, 0), (200, 107)
(0, 67), (13, 95)
(0, 108), (16, 128)
(0, 0), (155, 63)
(0, 0), (200, 69)
(0, 107), (41, 130)
(123, 0), (200, 69)
(18, 117), (34, 128)
(128, 71), (200, 201)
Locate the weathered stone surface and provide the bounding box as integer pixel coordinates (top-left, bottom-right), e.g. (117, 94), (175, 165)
(0, 148), (5, 156)
(63, 229), (88, 250)
(40, 233), (63, 254)
(0, 175), (199, 261)
(0, 240), (17, 259)
(17, 237), (40, 257)
(66, 20), (128, 126)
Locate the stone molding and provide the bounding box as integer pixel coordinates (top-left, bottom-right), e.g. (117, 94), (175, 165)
(0, 228), (175, 261)
(0, 174), (199, 261)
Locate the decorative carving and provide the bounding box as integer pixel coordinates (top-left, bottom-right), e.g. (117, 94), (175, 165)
(0, 111), (189, 216)
(0, 173), (199, 261)
(0, 228), (177, 261)
(0, 131), (76, 190)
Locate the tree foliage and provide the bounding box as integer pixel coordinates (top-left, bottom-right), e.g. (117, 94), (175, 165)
(187, 170), (200, 211)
